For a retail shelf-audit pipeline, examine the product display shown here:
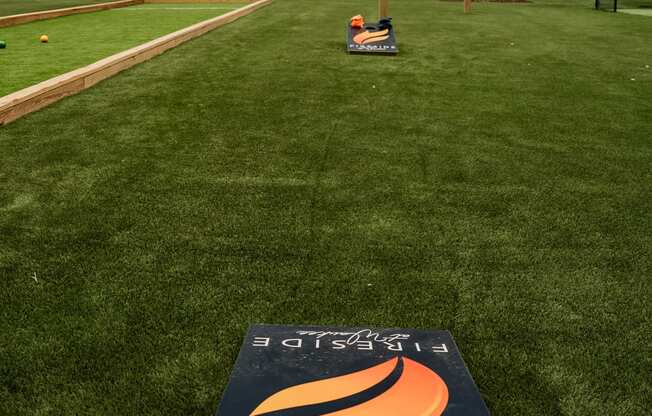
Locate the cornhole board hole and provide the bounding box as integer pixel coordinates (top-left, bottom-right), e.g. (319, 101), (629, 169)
(215, 324), (490, 415)
(347, 23), (398, 55)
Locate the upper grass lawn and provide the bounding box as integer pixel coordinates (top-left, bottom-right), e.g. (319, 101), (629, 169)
(0, 0), (650, 414)
(0, 0), (108, 17)
(0, 3), (247, 96)
(618, 0), (652, 8)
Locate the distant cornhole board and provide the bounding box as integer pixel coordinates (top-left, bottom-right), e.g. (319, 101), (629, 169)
(347, 0), (398, 54)
(215, 324), (490, 415)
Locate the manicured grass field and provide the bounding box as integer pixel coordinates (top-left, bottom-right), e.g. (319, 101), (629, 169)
(1, 0), (651, 414)
(0, 0), (107, 17)
(0, 3), (246, 96)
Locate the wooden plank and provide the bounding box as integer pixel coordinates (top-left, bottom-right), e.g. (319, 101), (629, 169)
(0, 0), (143, 28)
(0, 79), (85, 125)
(378, 0), (389, 18)
(0, 0), (272, 126)
(464, 0), (472, 13)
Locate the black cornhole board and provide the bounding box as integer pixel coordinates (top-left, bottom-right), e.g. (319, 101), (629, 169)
(216, 324), (490, 415)
(347, 23), (399, 54)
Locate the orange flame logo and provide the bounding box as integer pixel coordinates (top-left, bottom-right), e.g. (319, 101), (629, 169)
(353, 29), (390, 45)
(250, 357), (449, 415)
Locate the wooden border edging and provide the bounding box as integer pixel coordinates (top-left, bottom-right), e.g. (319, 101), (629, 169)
(0, 0), (272, 126)
(0, 0), (143, 28)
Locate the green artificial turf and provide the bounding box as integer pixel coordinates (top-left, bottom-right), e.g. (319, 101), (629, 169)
(0, 0), (107, 17)
(0, 3), (246, 96)
(1, 0), (651, 414)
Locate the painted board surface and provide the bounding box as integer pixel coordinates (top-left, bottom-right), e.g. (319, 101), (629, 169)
(216, 324), (490, 415)
(347, 24), (398, 54)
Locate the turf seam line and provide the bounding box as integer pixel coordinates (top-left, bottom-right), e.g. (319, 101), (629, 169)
(0, 0), (272, 126)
